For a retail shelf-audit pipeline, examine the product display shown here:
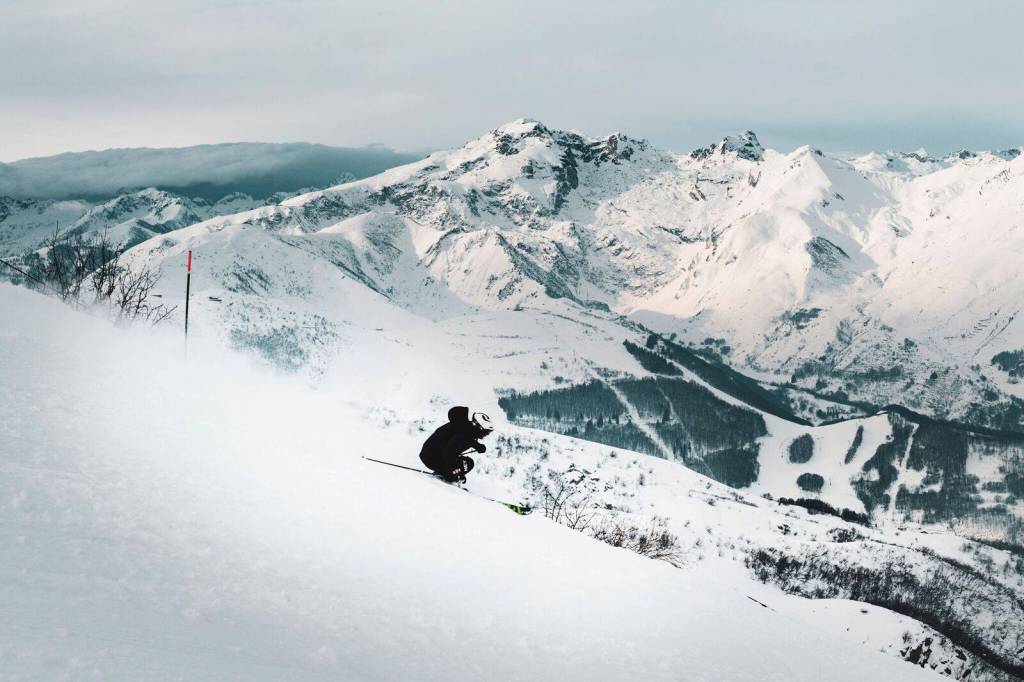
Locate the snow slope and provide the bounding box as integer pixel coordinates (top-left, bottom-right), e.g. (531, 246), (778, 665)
(0, 282), (949, 681)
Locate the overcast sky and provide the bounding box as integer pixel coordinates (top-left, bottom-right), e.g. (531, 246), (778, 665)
(2, 0), (1022, 162)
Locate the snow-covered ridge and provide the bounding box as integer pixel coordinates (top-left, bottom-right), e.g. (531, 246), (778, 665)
(0, 187), (314, 257)
(69, 118), (1017, 534)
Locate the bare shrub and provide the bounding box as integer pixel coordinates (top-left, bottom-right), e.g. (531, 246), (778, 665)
(827, 526), (861, 543)
(33, 226), (175, 325)
(112, 264), (176, 324)
(591, 515), (684, 567)
(536, 468), (684, 567)
(41, 225), (79, 301)
(540, 471), (599, 531)
(89, 230), (122, 302)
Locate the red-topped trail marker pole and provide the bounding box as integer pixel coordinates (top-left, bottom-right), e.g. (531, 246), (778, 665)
(184, 250), (192, 339)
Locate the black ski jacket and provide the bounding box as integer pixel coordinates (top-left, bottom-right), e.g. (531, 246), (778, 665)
(420, 406), (486, 472)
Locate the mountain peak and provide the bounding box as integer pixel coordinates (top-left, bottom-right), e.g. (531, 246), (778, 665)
(486, 118), (557, 156)
(495, 117), (546, 131)
(492, 117), (552, 139)
(482, 119), (651, 170)
(690, 130), (764, 162)
(721, 130), (764, 161)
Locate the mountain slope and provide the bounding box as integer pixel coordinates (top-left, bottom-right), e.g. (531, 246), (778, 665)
(115, 119), (1024, 426)
(501, 335), (1024, 536)
(0, 189), (282, 258)
(103, 120), (1024, 542)
(0, 282), (954, 681)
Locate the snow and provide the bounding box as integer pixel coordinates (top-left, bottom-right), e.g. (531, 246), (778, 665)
(769, 596), (973, 678)
(752, 413), (894, 511)
(0, 282), (937, 681)
(8, 119), (1024, 421)
(5, 118), (1024, 678)
(128, 120), (1024, 420)
(0, 189), (247, 257)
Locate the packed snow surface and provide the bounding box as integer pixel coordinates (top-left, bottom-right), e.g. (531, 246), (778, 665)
(0, 283), (934, 681)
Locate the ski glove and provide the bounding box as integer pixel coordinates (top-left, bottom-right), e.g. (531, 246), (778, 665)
(474, 443), (487, 453)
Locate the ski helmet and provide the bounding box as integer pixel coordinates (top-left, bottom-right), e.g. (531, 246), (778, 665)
(471, 412), (494, 434)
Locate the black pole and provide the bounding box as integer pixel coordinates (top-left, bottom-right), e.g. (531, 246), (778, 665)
(184, 250), (192, 339)
(362, 457), (434, 475)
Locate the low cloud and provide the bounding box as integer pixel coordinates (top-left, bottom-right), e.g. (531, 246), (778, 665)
(0, 142), (422, 201)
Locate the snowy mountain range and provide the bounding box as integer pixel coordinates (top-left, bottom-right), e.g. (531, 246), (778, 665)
(4, 120), (1024, 679)
(0, 189), (267, 256)
(116, 119), (1024, 418)
(80, 119), (1019, 536)
(0, 141), (422, 258)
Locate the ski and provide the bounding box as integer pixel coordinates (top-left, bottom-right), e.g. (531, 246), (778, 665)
(493, 501), (532, 515)
(361, 456), (533, 515)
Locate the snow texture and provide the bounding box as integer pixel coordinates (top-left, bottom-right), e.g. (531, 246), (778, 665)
(0, 282), (940, 681)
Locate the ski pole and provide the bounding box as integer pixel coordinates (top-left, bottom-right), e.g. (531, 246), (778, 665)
(184, 250), (192, 339)
(362, 456), (435, 475)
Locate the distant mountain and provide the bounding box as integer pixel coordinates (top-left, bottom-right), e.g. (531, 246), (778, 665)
(0, 143), (421, 257)
(0, 188), (282, 256)
(0, 142), (422, 202)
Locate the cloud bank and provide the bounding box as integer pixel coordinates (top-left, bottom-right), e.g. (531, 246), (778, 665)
(0, 143), (422, 201)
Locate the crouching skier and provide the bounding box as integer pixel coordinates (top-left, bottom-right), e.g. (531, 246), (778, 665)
(420, 406), (493, 483)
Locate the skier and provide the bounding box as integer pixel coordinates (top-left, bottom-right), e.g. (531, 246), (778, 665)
(419, 406), (493, 483)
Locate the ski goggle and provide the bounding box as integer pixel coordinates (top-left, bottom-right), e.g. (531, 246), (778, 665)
(471, 412), (493, 432)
